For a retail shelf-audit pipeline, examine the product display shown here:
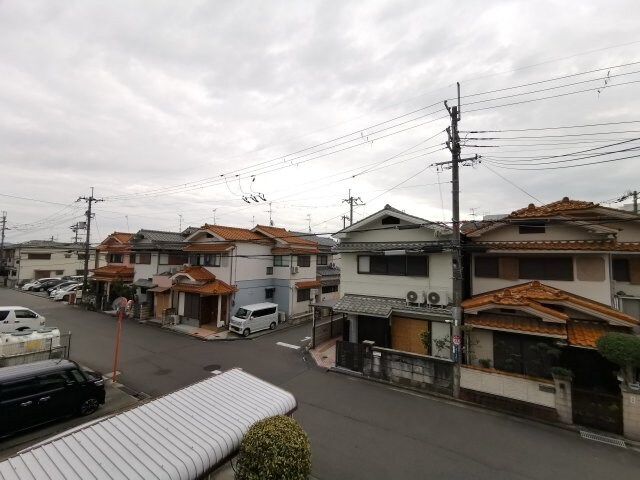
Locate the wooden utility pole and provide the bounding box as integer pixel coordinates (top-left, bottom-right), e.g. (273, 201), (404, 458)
(445, 83), (463, 398)
(342, 189), (363, 226)
(77, 188), (103, 300)
(0, 211), (6, 273)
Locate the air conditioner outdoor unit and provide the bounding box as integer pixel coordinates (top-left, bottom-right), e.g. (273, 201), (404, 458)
(291, 266), (299, 274)
(426, 290), (450, 306)
(406, 290), (425, 304)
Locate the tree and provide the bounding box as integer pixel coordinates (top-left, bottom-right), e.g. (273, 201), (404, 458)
(236, 415), (311, 480)
(596, 332), (640, 384)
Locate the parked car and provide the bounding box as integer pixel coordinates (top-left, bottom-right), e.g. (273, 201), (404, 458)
(0, 359), (106, 438)
(48, 281), (79, 295)
(21, 278), (60, 291)
(229, 302), (279, 337)
(32, 279), (64, 292)
(15, 279), (33, 289)
(53, 284), (83, 302)
(0, 306), (46, 333)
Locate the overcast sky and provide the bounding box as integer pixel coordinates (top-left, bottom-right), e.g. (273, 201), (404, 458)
(2, 1), (639, 244)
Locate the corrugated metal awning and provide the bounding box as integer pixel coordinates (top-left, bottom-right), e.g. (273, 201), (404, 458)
(0, 369), (297, 480)
(148, 286), (171, 293)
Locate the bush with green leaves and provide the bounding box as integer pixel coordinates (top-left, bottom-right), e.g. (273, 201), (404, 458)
(236, 415), (311, 480)
(596, 332), (640, 384)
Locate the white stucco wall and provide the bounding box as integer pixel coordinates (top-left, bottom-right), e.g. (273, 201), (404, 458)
(471, 254), (613, 305)
(18, 249), (97, 281)
(340, 251), (452, 300)
(460, 366), (555, 408)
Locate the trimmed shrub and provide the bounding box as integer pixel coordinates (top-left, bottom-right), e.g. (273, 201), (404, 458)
(596, 332), (640, 383)
(236, 415), (311, 480)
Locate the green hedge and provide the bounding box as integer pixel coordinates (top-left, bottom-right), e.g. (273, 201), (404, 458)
(596, 333), (640, 368)
(236, 415), (311, 480)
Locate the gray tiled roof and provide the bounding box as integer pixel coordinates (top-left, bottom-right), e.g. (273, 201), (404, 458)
(317, 266), (340, 276)
(15, 240), (88, 250)
(130, 229), (187, 250)
(292, 232), (336, 249)
(334, 241), (451, 253)
(333, 294), (452, 319)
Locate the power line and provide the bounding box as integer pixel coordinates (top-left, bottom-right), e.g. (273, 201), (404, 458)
(461, 119), (640, 133)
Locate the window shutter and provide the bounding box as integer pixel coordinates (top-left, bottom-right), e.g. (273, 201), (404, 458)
(629, 258), (640, 285)
(498, 257), (519, 280)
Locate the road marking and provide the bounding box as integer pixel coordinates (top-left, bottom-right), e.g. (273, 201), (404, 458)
(277, 342), (301, 350)
(301, 336), (311, 342)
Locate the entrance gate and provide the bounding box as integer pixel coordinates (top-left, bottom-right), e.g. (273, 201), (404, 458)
(572, 387), (623, 434)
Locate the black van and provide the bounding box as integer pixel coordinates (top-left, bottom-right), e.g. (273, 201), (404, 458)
(0, 359), (106, 438)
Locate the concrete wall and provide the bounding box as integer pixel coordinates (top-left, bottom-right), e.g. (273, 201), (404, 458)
(460, 366), (555, 408)
(622, 387), (640, 441)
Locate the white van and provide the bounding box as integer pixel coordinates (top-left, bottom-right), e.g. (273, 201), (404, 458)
(0, 306), (46, 333)
(229, 302), (279, 337)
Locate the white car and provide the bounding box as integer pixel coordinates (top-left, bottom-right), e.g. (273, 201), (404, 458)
(0, 306), (46, 333)
(21, 281), (42, 291)
(53, 284), (83, 302)
(49, 282), (80, 298)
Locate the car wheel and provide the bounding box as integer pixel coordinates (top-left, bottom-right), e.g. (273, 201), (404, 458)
(79, 397), (100, 416)
(242, 328), (250, 337)
(269, 322), (276, 330)
(62, 295), (69, 302)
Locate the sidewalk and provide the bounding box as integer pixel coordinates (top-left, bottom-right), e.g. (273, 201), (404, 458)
(309, 337), (337, 369)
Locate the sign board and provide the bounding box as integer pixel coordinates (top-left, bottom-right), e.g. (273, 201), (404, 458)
(452, 335), (461, 346)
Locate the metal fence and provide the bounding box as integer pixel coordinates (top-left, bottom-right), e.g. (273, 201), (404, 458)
(336, 341), (364, 372)
(0, 333), (71, 367)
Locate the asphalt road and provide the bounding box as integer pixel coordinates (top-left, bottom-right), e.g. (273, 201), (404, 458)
(3, 288), (640, 480)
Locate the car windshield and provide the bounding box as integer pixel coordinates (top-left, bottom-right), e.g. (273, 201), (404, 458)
(235, 308), (250, 319)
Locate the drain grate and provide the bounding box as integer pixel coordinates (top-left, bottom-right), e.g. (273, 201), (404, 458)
(580, 431), (626, 448)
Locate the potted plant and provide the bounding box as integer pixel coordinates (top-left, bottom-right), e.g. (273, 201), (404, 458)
(550, 366), (574, 381)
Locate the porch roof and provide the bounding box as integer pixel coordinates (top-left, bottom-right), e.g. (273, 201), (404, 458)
(295, 280), (321, 289)
(172, 280), (237, 296)
(465, 314), (567, 338)
(91, 265), (134, 281)
(271, 246), (320, 255)
(171, 266), (216, 281)
(333, 241), (449, 253)
(333, 294), (452, 319)
(148, 286), (171, 293)
(566, 321), (628, 348)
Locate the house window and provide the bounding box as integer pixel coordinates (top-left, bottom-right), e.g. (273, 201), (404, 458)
(27, 253), (51, 260)
(129, 254), (136, 264)
(297, 288), (311, 302)
(55, 270), (64, 275)
(381, 216), (400, 225)
(265, 288), (275, 300)
(519, 257), (573, 281)
(266, 266), (273, 275)
(613, 258), (630, 282)
(493, 331), (557, 379)
(357, 255), (429, 277)
(64, 254), (71, 259)
(475, 257), (499, 278)
(274, 256), (290, 267)
(136, 253), (152, 264)
(322, 285), (338, 294)
(78, 253), (87, 260)
(317, 255), (328, 266)
(107, 253), (124, 263)
(189, 254), (202, 266)
(203, 254), (221, 267)
(184, 293), (200, 320)
(297, 255), (311, 267)
(167, 254), (188, 265)
(518, 221), (546, 234)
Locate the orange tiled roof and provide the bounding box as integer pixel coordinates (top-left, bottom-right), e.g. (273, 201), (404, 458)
(295, 280), (321, 289)
(183, 243), (234, 252)
(255, 225), (318, 246)
(566, 321), (628, 348)
(173, 266), (216, 281)
(510, 197), (596, 218)
(463, 281), (639, 326)
(172, 280), (237, 295)
(97, 232), (134, 251)
(91, 265), (134, 280)
(202, 225), (269, 242)
(466, 314), (567, 337)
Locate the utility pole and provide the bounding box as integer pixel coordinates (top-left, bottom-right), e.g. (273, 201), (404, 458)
(445, 83), (463, 399)
(342, 189), (363, 225)
(265, 203), (274, 226)
(212, 209), (217, 225)
(634, 190), (638, 214)
(178, 214), (183, 232)
(77, 188), (103, 300)
(306, 214), (312, 233)
(0, 211), (6, 274)
(341, 215), (349, 230)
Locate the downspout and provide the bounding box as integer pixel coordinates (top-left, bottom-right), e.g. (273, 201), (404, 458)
(608, 252), (616, 308)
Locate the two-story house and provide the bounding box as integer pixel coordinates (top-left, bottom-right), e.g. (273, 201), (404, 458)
(293, 232), (341, 304)
(332, 205), (454, 356)
(14, 240), (98, 284)
(92, 232), (134, 310)
(460, 197), (640, 433)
